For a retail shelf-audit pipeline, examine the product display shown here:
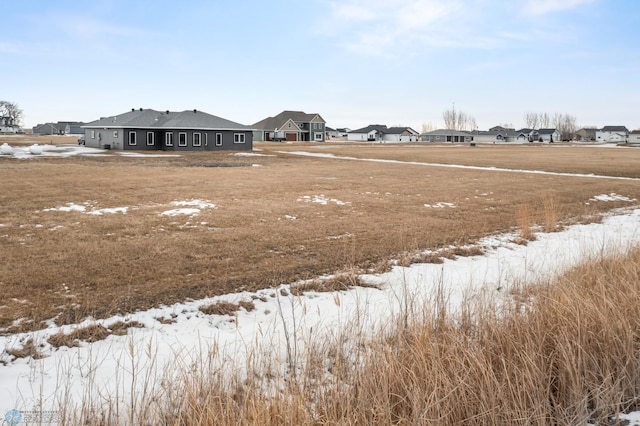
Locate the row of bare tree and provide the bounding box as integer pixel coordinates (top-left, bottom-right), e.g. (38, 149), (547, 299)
(523, 111), (578, 140)
(420, 107), (580, 140)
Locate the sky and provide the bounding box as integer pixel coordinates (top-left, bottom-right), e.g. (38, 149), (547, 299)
(2, 0), (639, 131)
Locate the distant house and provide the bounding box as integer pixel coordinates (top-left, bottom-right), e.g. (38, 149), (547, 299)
(58, 121), (85, 135)
(489, 125), (515, 132)
(596, 126), (629, 143)
(252, 111), (326, 142)
(537, 128), (561, 143)
(82, 108), (253, 151)
(1, 116), (18, 134)
(347, 125), (418, 142)
(629, 130), (640, 144)
(420, 129), (473, 143)
(326, 127), (350, 139)
(33, 122), (64, 135)
(472, 129), (531, 144)
(32, 121), (85, 135)
(516, 128), (539, 142)
(575, 128), (597, 142)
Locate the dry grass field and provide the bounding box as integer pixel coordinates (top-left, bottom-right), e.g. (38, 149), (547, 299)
(2, 141), (640, 334)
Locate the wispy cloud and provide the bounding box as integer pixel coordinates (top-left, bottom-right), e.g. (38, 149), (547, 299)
(323, 0), (480, 56)
(521, 0), (596, 16)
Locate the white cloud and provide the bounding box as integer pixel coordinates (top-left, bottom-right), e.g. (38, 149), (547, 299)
(324, 0), (470, 56)
(522, 0), (596, 16)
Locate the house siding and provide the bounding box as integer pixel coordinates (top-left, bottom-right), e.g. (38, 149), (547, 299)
(84, 128), (253, 151)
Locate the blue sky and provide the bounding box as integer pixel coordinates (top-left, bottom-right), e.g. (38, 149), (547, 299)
(2, 0), (639, 131)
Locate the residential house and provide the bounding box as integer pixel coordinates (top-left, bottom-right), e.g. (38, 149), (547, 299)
(347, 125), (419, 142)
(420, 129), (474, 143)
(347, 125), (386, 142)
(82, 108), (253, 151)
(596, 126), (629, 143)
(537, 128), (561, 143)
(516, 128), (539, 142)
(32, 122), (64, 135)
(489, 125), (515, 132)
(575, 128), (597, 142)
(0, 116), (17, 133)
(326, 127), (350, 140)
(252, 111), (326, 142)
(629, 130), (640, 144)
(58, 121), (85, 135)
(472, 128), (530, 143)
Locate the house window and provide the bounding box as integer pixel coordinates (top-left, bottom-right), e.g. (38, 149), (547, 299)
(204, 133), (208, 147)
(165, 132), (173, 147)
(113, 131), (118, 138)
(216, 133), (223, 146)
(178, 132), (187, 146)
(193, 133), (201, 147)
(128, 131), (137, 146)
(91, 130), (95, 139)
(314, 132), (323, 141)
(234, 133), (245, 144)
(146, 132), (155, 146)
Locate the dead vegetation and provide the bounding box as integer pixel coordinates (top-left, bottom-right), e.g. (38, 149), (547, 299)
(199, 299), (255, 316)
(97, 246), (640, 426)
(1, 143), (639, 334)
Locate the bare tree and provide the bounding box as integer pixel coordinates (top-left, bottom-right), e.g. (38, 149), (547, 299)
(442, 105), (476, 131)
(0, 100), (24, 126)
(523, 112), (539, 129)
(420, 122), (436, 133)
(553, 113), (577, 140)
(539, 112), (551, 128)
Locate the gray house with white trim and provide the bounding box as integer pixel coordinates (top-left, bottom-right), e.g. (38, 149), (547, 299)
(252, 110), (326, 142)
(82, 108), (253, 151)
(596, 126), (629, 143)
(420, 129), (474, 143)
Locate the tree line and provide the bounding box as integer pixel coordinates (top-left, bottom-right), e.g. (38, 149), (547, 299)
(420, 107), (581, 140)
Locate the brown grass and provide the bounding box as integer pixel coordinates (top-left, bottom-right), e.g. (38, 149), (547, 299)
(128, 246), (640, 426)
(289, 272), (374, 296)
(4, 338), (44, 360)
(48, 324), (111, 348)
(517, 203), (535, 241)
(1, 143), (639, 334)
(199, 301), (242, 316)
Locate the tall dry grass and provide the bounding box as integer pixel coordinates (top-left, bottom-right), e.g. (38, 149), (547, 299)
(61, 246), (640, 425)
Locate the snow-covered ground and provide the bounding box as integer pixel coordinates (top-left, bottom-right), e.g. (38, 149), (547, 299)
(1, 201), (640, 422)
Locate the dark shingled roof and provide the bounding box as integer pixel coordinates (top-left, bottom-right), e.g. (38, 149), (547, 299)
(83, 109), (251, 130)
(252, 110), (325, 131)
(600, 126), (629, 132)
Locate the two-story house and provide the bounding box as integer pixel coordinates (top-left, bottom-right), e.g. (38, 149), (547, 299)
(252, 111), (326, 142)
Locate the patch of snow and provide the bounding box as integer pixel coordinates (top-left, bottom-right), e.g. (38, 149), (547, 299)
(160, 208), (201, 217)
(281, 151), (640, 182)
(170, 199), (217, 209)
(230, 152), (274, 157)
(590, 193), (637, 202)
(43, 203), (87, 213)
(298, 194), (351, 205)
(86, 207), (129, 216)
(424, 202), (456, 208)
